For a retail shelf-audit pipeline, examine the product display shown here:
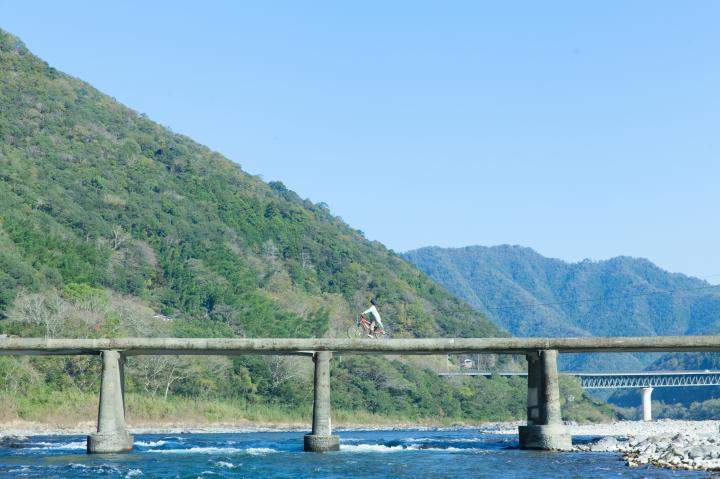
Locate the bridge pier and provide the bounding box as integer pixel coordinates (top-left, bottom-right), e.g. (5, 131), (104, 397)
(518, 350), (571, 450)
(87, 350), (133, 454)
(642, 387), (653, 421)
(304, 351), (340, 452)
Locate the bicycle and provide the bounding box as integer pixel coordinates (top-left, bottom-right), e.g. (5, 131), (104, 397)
(347, 315), (388, 339)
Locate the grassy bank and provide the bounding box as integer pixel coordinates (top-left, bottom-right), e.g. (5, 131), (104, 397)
(0, 384), (613, 432)
(0, 391), (503, 430)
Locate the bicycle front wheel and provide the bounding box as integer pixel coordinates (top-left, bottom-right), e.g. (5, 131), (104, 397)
(347, 325), (363, 339)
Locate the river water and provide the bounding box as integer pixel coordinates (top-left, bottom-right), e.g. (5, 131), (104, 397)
(0, 429), (709, 478)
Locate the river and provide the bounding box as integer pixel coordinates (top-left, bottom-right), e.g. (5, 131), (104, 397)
(0, 429), (708, 478)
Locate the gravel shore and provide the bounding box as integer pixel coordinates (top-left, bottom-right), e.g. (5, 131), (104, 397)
(1, 418), (716, 439)
(0, 419), (508, 439)
(568, 420), (720, 472)
(477, 419), (720, 438)
(480, 419), (720, 471)
(0, 421), (309, 439)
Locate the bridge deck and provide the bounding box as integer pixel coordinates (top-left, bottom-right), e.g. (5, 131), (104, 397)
(1, 336), (720, 356)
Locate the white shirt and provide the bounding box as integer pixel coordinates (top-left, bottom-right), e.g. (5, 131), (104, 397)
(362, 305), (384, 328)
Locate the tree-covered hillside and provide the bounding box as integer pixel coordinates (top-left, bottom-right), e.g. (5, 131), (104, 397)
(0, 29), (497, 339)
(0, 29), (613, 426)
(404, 245), (720, 372)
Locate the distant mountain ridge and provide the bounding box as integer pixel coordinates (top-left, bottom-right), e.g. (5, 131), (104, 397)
(404, 245), (720, 371)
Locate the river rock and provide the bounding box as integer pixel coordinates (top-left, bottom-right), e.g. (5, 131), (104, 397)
(0, 435), (30, 448)
(688, 445), (716, 459)
(588, 436), (619, 452)
(618, 431), (720, 472)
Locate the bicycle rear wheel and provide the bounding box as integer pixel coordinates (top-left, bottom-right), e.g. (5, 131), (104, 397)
(347, 325), (363, 339)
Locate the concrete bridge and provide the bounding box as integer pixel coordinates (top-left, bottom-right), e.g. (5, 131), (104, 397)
(440, 370), (720, 422)
(1, 336), (719, 454)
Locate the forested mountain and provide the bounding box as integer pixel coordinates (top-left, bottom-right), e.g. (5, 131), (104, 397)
(404, 245), (720, 372)
(0, 29), (615, 425)
(0, 29), (499, 339)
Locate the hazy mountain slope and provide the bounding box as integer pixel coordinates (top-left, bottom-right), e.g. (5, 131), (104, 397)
(404, 245), (720, 371)
(0, 29), (499, 339)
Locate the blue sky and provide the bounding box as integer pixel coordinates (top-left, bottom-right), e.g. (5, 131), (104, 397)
(2, 1), (719, 281)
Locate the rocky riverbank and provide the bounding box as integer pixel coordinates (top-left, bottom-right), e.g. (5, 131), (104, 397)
(573, 420), (720, 472)
(480, 419), (720, 472)
(578, 434), (720, 471)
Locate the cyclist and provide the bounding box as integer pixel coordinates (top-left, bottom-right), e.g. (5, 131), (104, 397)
(361, 299), (385, 337)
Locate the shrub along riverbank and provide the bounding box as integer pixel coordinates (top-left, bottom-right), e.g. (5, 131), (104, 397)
(0, 390), (509, 430)
(0, 355), (612, 428)
(0, 385), (611, 430)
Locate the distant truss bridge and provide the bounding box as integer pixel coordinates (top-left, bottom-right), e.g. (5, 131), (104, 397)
(574, 371), (720, 389)
(438, 370), (720, 388)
